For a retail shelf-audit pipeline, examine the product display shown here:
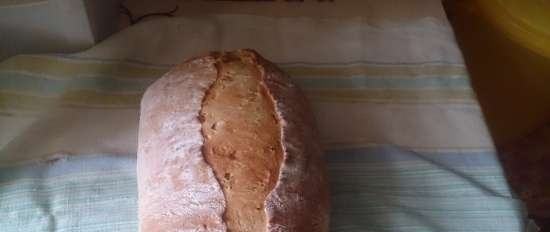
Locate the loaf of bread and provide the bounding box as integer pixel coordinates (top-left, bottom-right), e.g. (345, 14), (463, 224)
(137, 49), (330, 232)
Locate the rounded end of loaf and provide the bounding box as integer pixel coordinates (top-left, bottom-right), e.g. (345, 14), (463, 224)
(138, 49), (330, 232)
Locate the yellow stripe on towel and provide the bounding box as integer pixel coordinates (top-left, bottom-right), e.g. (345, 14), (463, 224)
(0, 55), (467, 80)
(0, 55), (168, 80)
(0, 91), (141, 111)
(305, 89), (476, 104)
(284, 64), (467, 78)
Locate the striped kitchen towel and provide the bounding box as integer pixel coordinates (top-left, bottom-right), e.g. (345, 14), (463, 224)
(0, 4), (538, 232)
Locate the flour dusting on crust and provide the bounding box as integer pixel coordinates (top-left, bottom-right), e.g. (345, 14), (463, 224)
(138, 50), (329, 232)
(243, 50), (331, 232)
(138, 56), (227, 232)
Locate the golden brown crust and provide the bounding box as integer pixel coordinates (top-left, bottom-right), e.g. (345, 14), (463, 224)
(200, 51), (284, 232)
(250, 50), (330, 232)
(138, 49), (330, 232)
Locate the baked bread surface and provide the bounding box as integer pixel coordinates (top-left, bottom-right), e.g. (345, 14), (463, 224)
(138, 49), (329, 232)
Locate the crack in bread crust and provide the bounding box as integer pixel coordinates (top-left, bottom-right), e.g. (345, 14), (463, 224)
(200, 51), (284, 232)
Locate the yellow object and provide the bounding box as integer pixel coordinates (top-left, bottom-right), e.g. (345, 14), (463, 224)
(478, 0), (550, 58)
(444, 0), (550, 144)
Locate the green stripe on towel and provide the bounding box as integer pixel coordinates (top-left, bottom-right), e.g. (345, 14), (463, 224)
(0, 71), (471, 94)
(0, 55), (167, 80)
(0, 91), (141, 110)
(0, 55), (476, 112)
(1, 55), (467, 80)
(0, 88), (476, 112)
